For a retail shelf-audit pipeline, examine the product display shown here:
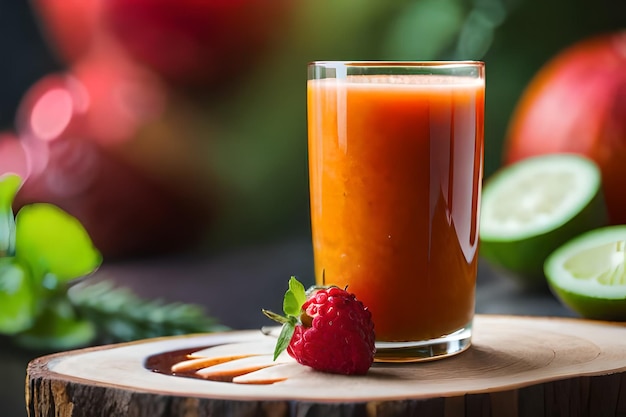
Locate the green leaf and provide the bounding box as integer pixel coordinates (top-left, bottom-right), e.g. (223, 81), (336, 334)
(15, 203), (102, 283)
(283, 276), (307, 317)
(273, 321), (295, 361)
(69, 280), (227, 344)
(0, 173), (21, 257)
(15, 297), (96, 351)
(0, 258), (36, 334)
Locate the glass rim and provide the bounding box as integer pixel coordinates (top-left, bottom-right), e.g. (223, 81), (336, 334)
(308, 60), (484, 69)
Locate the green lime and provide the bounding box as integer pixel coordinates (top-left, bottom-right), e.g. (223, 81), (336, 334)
(545, 225), (626, 321)
(479, 153), (608, 288)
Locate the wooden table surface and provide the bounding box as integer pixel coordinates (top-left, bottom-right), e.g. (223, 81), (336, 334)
(27, 315), (626, 416)
(4, 235), (576, 417)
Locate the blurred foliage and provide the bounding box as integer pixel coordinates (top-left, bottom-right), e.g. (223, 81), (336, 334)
(200, 0), (518, 247)
(0, 0), (624, 253)
(0, 174), (225, 351)
(201, 0), (626, 250)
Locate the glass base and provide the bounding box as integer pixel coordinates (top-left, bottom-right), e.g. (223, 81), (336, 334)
(373, 322), (472, 363)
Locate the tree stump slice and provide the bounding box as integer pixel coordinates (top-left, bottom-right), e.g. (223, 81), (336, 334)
(26, 315), (626, 417)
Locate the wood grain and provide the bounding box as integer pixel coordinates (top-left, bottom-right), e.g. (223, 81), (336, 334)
(26, 315), (626, 417)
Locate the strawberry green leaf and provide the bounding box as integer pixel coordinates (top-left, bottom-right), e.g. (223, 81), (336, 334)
(15, 203), (102, 284)
(0, 258), (36, 334)
(263, 277), (309, 361)
(0, 173), (21, 257)
(273, 321), (295, 361)
(283, 276), (307, 317)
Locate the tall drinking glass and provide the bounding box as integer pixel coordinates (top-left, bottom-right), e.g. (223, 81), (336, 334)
(307, 61), (485, 362)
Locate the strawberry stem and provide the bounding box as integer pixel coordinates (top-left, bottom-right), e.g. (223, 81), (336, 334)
(262, 309), (291, 324)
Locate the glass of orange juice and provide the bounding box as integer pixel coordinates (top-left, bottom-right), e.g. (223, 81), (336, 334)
(307, 61), (485, 362)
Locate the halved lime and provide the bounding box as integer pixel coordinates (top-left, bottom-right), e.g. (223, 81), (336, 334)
(480, 153), (607, 288)
(545, 225), (626, 321)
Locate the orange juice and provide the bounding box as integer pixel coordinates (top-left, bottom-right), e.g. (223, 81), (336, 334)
(308, 71), (484, 342)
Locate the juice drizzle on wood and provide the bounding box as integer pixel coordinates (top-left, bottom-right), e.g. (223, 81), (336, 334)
(144, 342), (298, 385)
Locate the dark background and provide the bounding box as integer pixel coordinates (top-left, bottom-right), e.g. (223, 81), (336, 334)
(0, 2), (61, 130)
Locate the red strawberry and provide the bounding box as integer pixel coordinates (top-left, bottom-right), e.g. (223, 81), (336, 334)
(263, 277), (375, 375)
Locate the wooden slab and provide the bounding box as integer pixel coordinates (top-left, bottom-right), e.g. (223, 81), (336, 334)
(26, 315), (626, 417)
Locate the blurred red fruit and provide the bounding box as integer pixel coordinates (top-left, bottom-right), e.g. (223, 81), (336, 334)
(503, 31), (626, 224)
(101, 0), (292, 88)
(11, 53), (215, 259)
(30, 0), (104, 64)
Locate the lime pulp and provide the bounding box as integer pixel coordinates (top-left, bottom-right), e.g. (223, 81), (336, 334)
(545, 225), (626, 320)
